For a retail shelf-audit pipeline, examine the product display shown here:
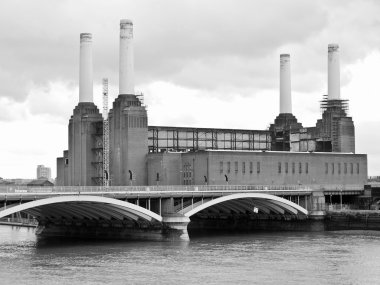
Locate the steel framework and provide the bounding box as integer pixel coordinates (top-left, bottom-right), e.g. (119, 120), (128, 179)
(148, 126), (271, 153)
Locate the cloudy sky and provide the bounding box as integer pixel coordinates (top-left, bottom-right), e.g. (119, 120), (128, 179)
(1, 0), (380, 179)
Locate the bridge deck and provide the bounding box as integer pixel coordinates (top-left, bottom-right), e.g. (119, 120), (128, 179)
(0, 185), (315, 201)
(0, 184), (364, 201)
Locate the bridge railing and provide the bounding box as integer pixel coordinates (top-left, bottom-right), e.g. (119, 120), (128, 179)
(0, 184), (312, 194)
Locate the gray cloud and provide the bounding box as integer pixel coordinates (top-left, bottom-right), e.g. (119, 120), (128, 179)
(0, 0), (379, 110)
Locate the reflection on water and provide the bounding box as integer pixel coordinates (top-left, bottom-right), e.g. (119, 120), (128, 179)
(0, 225), (380, 284)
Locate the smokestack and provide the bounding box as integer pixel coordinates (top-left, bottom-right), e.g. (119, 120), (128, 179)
(119, 19), (134, 95)
(280, 54), (292, 114)
(79, 33), (93, 103)
(328, 44), (340, 100)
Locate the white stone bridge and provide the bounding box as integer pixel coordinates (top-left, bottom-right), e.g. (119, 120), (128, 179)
(0, 185), (319, 240)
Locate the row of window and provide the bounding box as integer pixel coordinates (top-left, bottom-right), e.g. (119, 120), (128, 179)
(324, 162), (359, 175)
(219, 161), (261, 174)
(128, 116), (147, 128)
(218, 161), (361, 176)
(278, 162), (309, 174)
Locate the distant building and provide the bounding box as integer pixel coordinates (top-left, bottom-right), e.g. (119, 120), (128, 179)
(37, 165), (51, 180)
(27, 178), (54, 187)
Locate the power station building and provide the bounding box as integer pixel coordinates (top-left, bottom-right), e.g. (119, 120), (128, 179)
(56, 20), (367, 191)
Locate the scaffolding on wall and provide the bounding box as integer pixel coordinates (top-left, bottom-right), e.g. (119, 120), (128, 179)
(102, 78), (110, 187)
(320, 95), (349, 113)
(91, 121), (104, 185)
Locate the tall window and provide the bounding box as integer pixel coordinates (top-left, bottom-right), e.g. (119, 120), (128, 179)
(278, 162), (282, 174)
(344, 163), (347, 174)
(250, 162), (253, 173)
(350, 163), (353, 174)
(305, 162), (309, 174)
(219, 161), (223, 174)
(292, 162), (295, 174)
(227, 162), (231, 173)
(299, 162), (302, 174)
(338, 163), (341, 174)
(325, 163), (328, 174)
(235, 161), (238, 173)
(357, 163), (360, 174)
(257, 162), (260, 174)
(183, 163), (193, 185)
(285, 162), (288, 174)
(331, 163), (334, 175)
(242, 162), (246, 174)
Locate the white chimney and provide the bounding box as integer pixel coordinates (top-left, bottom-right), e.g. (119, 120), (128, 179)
(328, 44), (340, 100)
(280, 54), (292, 114)
(79, 33), (93, 103)
(119, 19), (134, 95)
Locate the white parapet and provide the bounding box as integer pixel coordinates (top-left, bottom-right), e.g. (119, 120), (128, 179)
(328, 44), (340, 100)
(119, 19), (135, 95)
(79, 33), (93, 103)
(280, 54), (292, 114)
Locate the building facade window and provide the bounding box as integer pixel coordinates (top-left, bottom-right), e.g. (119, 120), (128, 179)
(285, 162), (288, 174)
(292, 162), (295, 174)
(331, 163), (334, 175)
(235, 161), (238, 173)
(257, 162), (260, 174)
(227, 162), (231, 173)
(338, 163), (341, 174)
(250, 162), (253, 173)
(299, 162), (302, 174)
(350, 163), (353, 174)
(357, 163), (360, 174)
(305, 162), (308, 174)
(242, 162), (246, 174)
(344, 163), (347, 174)
(278, 162), (282, 174)
(183, 163), (193, 185)
(325, 162), (328, 174)
(219, 161), (223, 174)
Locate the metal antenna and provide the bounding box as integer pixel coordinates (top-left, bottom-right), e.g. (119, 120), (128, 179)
(102, 78), (110, 187)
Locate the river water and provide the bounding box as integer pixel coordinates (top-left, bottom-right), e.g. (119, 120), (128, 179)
(0, 225), (380, 284)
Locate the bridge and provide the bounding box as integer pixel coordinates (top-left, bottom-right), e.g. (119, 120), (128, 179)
(0, 185), (327, 240)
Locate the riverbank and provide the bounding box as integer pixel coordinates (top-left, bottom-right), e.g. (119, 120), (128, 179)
(2, 211), (380, 236)
(325, 210), (380, 230)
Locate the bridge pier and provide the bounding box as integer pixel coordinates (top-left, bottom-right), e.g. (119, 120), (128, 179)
(309, 191), (326, 219)
(162, 214), (190, 241)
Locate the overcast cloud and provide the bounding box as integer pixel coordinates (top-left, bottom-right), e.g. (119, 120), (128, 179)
(0, 0), (380, 178)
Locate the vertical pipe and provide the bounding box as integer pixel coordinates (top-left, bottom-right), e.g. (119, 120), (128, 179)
(280, 54), (292, 114)
(119, 19), (135, 95)
(79, 33), (93, 103)
(328, 44), (340, 100)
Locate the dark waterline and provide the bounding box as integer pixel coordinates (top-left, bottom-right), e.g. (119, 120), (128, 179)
(1, 225), (380, 284)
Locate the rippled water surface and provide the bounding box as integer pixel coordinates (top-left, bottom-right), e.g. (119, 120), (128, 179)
(1, 225), (380, 284)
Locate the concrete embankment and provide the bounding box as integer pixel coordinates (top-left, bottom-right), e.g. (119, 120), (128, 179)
(325, 210), (380, 231)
